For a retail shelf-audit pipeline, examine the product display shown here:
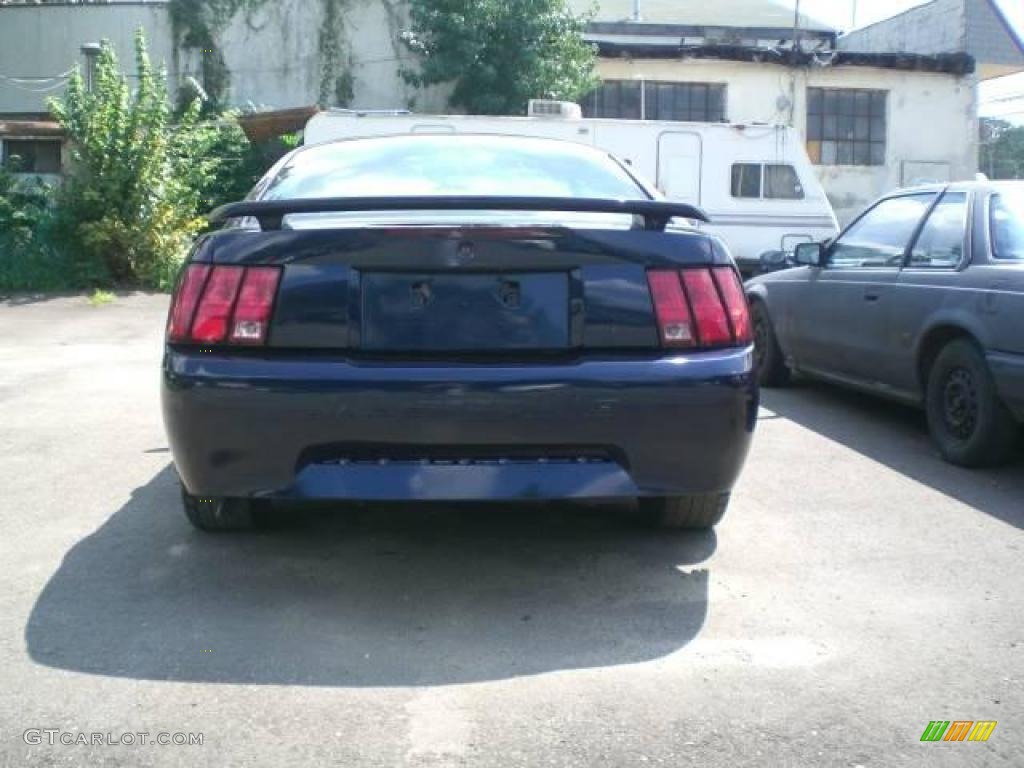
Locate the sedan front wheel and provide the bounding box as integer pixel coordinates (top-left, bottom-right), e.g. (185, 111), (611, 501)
(751, 301), (790, 387)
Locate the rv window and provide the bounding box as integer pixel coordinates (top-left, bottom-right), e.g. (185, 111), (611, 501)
(764, 165), (804, 200)
(731, 164), (805, 200)
(731, 164), (761, 198)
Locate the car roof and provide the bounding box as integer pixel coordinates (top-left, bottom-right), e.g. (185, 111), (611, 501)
(885, 179), (1024, 197)
(294, 132), (616, 160)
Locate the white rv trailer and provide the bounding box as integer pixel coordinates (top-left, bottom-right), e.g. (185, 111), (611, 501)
(304, 102), (840, 275)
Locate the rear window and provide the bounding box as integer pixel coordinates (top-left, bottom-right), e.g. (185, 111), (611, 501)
(260, 135), (645, 201)
(991, 192), (1024, 260)
(257, 135), (647, 229)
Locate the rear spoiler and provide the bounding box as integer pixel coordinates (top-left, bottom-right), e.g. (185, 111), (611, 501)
(208, 196), (710, 232)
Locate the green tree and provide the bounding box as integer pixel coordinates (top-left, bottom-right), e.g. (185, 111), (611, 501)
(980, 118), (1024, 180)
(401, 0), (598, 115)
(49, 30), (204, 288)
(177, 115), (301, 214)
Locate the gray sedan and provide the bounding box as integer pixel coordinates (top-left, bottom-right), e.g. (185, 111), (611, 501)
(746, 181), (1024, 466)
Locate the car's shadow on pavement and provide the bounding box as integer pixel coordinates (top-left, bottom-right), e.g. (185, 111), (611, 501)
(763, 381), (1024, 529)
(25, 464), (713, 687)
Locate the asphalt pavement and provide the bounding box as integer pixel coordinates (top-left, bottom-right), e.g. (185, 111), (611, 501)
(1, 293), (1021, 767)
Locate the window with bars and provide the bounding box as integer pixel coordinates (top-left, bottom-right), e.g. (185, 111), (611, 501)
(806, 88), (887, 167)
(582, 81), (727, 123)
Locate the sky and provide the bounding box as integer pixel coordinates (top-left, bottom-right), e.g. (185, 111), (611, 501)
(799, 0), (1024, 124)
(799, 0), (1022, 33)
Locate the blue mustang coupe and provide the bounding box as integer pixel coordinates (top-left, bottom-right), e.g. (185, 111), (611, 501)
(161, 135), (758, 531)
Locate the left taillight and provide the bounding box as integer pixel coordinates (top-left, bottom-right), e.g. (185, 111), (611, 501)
(167, 264), (210, 343)
(167, 264), (281, 346)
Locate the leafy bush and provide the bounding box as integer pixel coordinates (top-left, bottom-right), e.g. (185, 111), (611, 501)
(4, 28), (297, 294)
(49, 30), (205, 290)
(178, 116), (299, 216)
(0, 168), (70, 292)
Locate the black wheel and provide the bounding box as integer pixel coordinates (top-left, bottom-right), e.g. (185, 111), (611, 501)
(751, 300), (790, 387)
(181, 486), (256, 532)
(641, 492), (731, 530)
(925, 339), (1017, 467)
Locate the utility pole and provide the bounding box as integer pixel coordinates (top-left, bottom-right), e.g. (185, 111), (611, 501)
(787, 0), (802, 128)
(792, 0), (802, 53)
(851, 0), (858, 29)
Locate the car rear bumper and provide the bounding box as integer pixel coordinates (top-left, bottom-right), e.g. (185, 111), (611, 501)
(162, 349), (758, 501)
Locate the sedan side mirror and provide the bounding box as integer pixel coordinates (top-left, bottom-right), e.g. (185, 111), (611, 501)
(794, 242), (825, 267)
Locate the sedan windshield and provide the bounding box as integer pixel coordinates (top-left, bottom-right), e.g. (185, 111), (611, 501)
(991, 192), (1024, 260)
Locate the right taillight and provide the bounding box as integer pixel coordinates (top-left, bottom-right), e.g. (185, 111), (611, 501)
(712, 266), (753, 344)
(167, 263), (281, 346)
(647, 267), (752, 349)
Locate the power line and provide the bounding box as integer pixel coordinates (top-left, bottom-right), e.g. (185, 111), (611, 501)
(981, 92), (1024, 105)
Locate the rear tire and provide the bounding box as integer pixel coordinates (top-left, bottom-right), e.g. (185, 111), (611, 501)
(751, 301), (790, 387)
(641, 492), (730, 530)
(181, 486), (256, 532)
(925, 339), (1017, 467)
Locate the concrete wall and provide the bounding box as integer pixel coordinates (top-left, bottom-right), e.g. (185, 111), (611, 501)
(177, 0), (445, 112)
(595, 57), (978, 224)
(0, 0), (444, 117)
(0, 2), (177, 116)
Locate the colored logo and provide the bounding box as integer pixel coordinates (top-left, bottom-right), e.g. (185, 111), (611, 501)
(920, 721), (997, 742)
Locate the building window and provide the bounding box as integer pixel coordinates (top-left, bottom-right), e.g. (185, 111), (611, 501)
(730, 163), (804, 200)
(1, 139), (62, 174)
(806, 88), (886, 166)
(583, 81), (727, 122)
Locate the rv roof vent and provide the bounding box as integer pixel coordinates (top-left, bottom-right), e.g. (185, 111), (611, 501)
(527, 100), (583, 119)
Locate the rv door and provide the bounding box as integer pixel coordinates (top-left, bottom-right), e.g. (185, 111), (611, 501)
(656, 132), (702, 205)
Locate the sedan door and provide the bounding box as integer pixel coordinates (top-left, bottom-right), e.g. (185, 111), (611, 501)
(886, 190), (971, 394)
(792, 192), (937, 383)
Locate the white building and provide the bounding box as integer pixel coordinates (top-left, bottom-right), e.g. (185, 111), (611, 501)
(568, 0), (1017, 223)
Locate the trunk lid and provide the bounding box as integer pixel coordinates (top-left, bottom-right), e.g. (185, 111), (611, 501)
(194, 223), (732, 353)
